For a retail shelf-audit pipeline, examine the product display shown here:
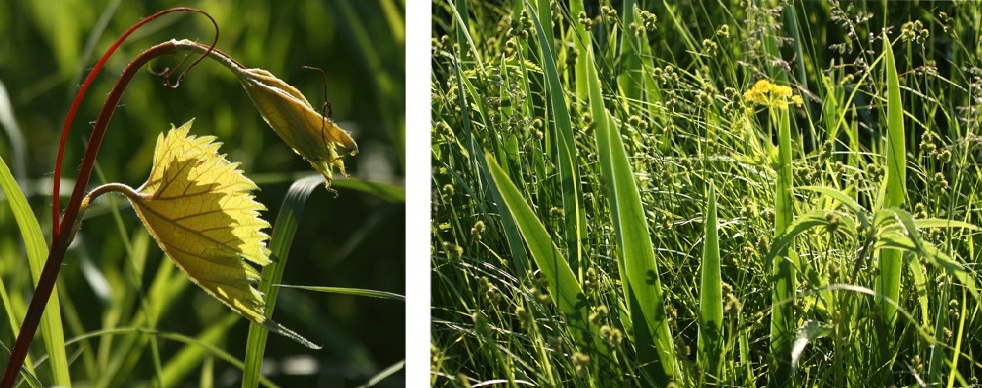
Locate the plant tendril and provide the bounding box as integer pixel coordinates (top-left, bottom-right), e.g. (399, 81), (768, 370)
(50, 7), (218, 238)
(302, 65), (333, 149)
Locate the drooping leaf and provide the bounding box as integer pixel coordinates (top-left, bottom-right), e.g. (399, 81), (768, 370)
(123, 119), (319, 349)
(233, 65), (358, 188)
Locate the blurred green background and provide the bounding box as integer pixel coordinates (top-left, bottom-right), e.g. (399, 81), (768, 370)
(0, 0), (405, 386)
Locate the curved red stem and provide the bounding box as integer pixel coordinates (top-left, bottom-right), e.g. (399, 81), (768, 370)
(5, 8), (218, 386)
(51, 7), (217, 240)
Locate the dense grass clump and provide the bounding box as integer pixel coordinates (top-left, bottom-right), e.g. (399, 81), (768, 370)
(431, 1), (982, 386)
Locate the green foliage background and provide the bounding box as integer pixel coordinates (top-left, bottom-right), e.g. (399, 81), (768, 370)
(431, 0), (982, 386)
(0, 0), (405, 386)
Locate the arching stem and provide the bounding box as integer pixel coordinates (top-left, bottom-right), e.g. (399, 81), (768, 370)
(4, 9), (219, 386)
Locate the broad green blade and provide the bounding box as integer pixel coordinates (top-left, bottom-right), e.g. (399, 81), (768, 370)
(585, 40), (677, 382)
(485, 155), (600, 360)
(796, 185), (869, 228)
(243, 175), (323, 388)
(697, 183), (723, 379)
(770, 102), (795, 386)
(876, 33), (907, 358)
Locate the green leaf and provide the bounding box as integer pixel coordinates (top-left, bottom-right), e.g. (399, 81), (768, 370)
(796, 185), (869, 230)
(485, 155), (598, 359)
(586, 37), (676, 381)
(876, 31), (907, 332)
(912, 218), (979, 231)
(525, 1), (584, 273)
(698, 183), (723, 378)
(770, 93), (796, 386)
(243, 174), (322, 388)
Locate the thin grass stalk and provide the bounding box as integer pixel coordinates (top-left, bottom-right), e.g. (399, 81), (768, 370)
(616, 0), (641, 111)
(451, 0), (472, 63)
(783, 3), (815, 152)
(586, 42), (677, 382)
(946, 287), (968, 387)
(769, 105), (795, 386)
(698, 183), (723, 381)
(569, 0), (590, 102)
(447, 0), (522, 278)
(158, 314), (237, 386)
(525, 1), (585, 274)
(448, 5), (532, 279)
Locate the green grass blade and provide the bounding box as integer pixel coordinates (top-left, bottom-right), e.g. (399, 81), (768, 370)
(881, 208), (979, 299)
(242, 175), (324, 388)
(275, 285), (405, 302)
(585, 43), (676, 382)
(616, 0), (642, 109)
(157, 315), (269, 387)
(449, 0), (479, 68)
(569, 0), (590, 102)
(358, 360), (405, 388)
(199, 356), (214, 388)
(796, 185), (869, 226)
(485, 155), (599, 359)
(765, 211), (836, 269)
(912, 218), (979, 231)
(769, 106), (795, 386)
(697, 183), (723, 381)
(331, 178), (405, 203)
(0, 154), (70, 385)
(877, 32), (907, 334)
(525, 1), (584, 273)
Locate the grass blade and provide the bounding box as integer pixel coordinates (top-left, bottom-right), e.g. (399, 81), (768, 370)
(485, 155), (599, 362)
(769, 105), (795, 386)
(157, 315), (243, 386)
(585, 42), (677, 382)
(616, 0), (642, 109)
(275, 285), (405, 302)
(698, 183), (723, 381)
(358, 360), (405, 388)
(525, 1), (585, 273)
(875, 34), (907, 371)
(0, 155), (70, 386)
(242, 175), (324, 388)
(569, 0), (591, 102)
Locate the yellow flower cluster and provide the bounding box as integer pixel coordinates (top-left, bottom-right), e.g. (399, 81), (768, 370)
(743, 79), (803, 109)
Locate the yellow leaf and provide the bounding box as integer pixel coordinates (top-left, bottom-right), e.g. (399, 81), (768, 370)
(123, 119), (319, 349)
(233, 66), (358, 189)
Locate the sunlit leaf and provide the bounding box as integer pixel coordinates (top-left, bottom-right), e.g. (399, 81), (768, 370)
(122, 119), (319, 349)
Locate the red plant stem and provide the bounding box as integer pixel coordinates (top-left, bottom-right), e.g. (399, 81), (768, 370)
(4, 9), (218, 384)
(1, 42), (182, 387)
(51, 7), (213, 240)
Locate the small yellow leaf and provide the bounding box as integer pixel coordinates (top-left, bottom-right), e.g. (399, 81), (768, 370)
(125, 119), (318, 349)
(233, 66), (358, 188)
